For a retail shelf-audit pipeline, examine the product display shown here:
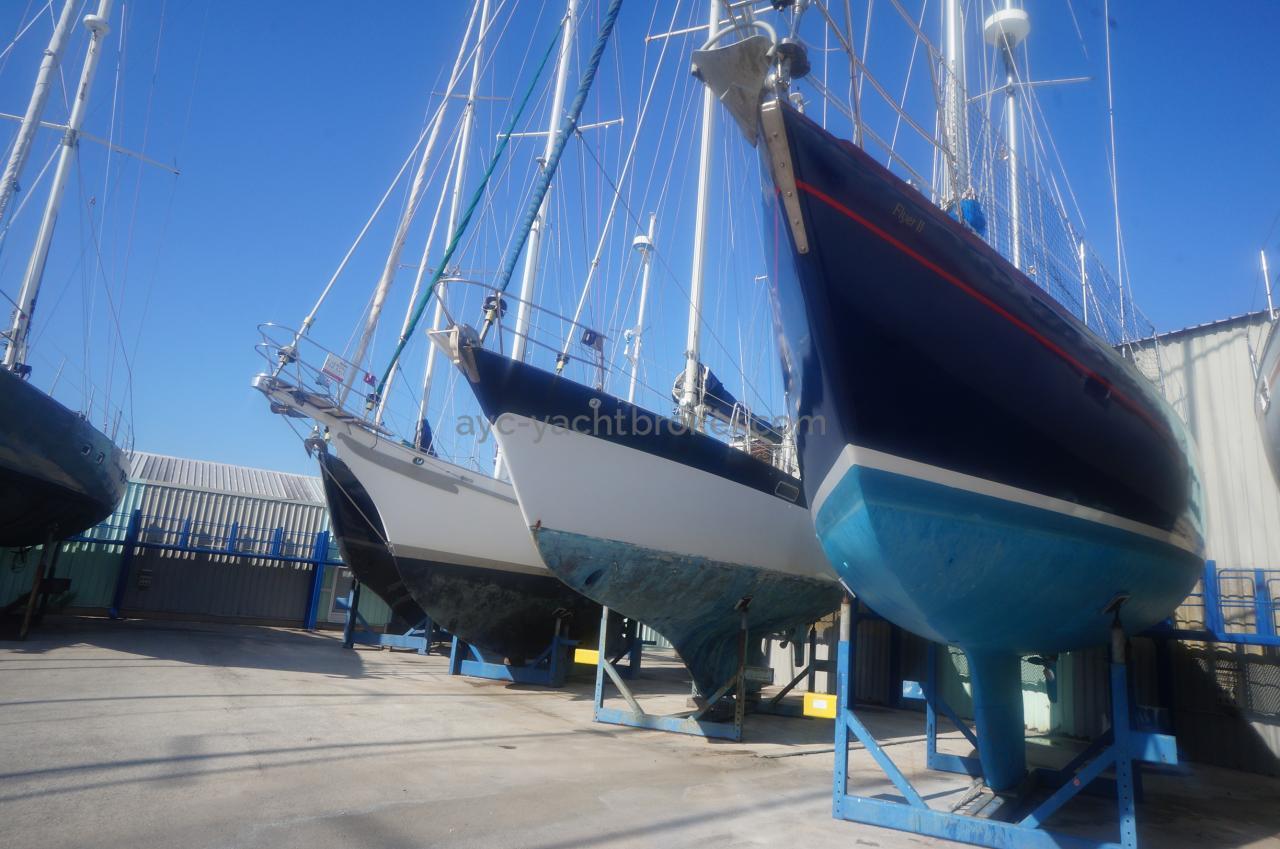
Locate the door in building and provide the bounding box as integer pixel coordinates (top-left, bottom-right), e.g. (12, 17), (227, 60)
(326, 566), (356, 624)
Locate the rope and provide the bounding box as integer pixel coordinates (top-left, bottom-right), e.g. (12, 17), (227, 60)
(555, 0), (681, 367)
(491, 0), (626, 297)
(370, 13), (569, 405)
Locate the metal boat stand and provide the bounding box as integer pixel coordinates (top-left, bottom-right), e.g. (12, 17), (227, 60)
(17, 532), (64, 640)
(756, 624), (832, 718)
(447, 614), (578, 687)
(833, 598), (1177, 849)
(338, 582), (438, 654)
(591, 601), (792, 742)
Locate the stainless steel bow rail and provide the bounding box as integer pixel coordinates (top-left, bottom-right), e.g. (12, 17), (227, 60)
(255, 323), (396, 439)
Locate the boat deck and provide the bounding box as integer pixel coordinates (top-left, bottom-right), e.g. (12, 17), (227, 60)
(3, 617), (1277, 849)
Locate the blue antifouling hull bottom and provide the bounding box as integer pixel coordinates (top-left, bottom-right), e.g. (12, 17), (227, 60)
(815, 464), (1203, 655)
(816, 461), (1203, 790)
(532, 526), (843, 697)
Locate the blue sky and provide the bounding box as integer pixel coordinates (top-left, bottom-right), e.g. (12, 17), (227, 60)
(2, 1), (1278, 477)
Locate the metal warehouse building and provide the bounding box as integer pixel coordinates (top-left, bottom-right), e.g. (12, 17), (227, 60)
(1, 452), (392, 630)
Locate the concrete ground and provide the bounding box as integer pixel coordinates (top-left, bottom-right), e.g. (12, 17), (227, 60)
(2, 617), (1278, 849)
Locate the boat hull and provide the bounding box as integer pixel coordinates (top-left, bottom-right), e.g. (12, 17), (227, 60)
(316, 452), (426, 626)
(458, 344), (842, 696)
(759, 101), (1204, 788)
(254, 374), (601, 662)
(1258, 322), (1280, 481)
(327, 431), (605, 663)
(0, 367), (128, 547)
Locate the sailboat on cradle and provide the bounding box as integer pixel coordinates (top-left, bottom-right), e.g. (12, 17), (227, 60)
(254, 0), (611, 660)
(1, 0), (135, 550)
(693, 1), (1204, 790)
(438, 0), (843, 704)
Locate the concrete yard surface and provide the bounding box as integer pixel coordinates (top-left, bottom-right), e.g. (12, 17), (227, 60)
(2, 617), (1279, 849)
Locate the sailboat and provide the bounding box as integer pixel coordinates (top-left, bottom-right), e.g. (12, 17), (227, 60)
(1254, 252), (1280, 481)
(693, 4), (1204, 789)
(1, 0), (128, 548)
(255, 0), (609, 662)
(442, 0), (842, 701)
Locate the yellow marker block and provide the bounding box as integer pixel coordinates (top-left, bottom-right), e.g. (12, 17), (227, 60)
(803, 691), (837, 718)
(574, 648), (600, 665)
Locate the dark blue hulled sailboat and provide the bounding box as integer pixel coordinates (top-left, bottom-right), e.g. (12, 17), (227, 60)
(694, 33), (1205, 790)
(1, 0), (129, 549)
(0, 367), (127, 547)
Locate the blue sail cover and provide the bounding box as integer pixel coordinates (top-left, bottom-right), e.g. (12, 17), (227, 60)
(672, 366), (784, 445)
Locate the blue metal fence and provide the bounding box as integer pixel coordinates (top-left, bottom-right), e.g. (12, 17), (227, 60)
(1151, 560), (1280, 648)
(68, 508), (352, 630)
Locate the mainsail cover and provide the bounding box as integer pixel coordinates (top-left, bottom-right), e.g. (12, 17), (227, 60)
(671, 365), (784, 444)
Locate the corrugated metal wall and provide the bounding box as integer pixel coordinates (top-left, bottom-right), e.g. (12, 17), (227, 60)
(1050, 314), (1280, 774)
(1137, 313), (1280, 570)
(2, 452), (391, 628)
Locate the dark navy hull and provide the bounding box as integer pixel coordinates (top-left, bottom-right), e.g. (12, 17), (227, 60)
(459, 344), (842, 697)
(317, 451), (603, 661)
(317, 453), (426, 626)
(0, 367), (128, 547)
(759, 101), (1204, 788)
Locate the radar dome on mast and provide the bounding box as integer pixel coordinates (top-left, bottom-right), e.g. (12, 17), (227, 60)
(983, 7), (1031, 51)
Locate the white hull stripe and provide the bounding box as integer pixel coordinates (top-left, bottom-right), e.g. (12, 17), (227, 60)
(812, 443), (1202, 557)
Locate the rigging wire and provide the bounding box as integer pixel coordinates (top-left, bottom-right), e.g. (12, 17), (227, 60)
(554, 0), (682, 365)
(0, 0), (50, 73)
(373, 13), (568, 400)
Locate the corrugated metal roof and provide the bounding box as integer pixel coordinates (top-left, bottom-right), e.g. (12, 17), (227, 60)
(128, 451), (325, 505)
(1134, 309), (1273, 345)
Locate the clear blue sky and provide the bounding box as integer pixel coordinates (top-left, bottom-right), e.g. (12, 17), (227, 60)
(2, 1), (1278, 477)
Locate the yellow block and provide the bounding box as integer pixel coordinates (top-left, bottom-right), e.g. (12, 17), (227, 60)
(803, 691), (837, 719)
(574, 648), (600, 665)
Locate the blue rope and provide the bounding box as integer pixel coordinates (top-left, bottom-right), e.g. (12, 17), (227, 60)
(371, 16), (566, 404)
(493, 0), (626, 296)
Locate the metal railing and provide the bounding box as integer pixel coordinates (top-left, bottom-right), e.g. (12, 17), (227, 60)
(67, 507), (345, 629)
(72, 508), (343, 566)
(1151, 560), (1280, 648)
(255, 323), (395, 436)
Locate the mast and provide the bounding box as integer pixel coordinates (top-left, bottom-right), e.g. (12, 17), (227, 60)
(627, 214), (656, 404)
(342, 0), (484, 406)
(940, 0), (969, 205)
(4, 0), (114, 373)
(677, 0), (723, 428)
(414, 0), (491, 438)
(984, 2), (1030, 272)
(0, 0), (79, 228)
(508, 0), (578, 364)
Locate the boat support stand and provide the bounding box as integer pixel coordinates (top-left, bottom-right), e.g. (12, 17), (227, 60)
(339, 581), (438, 655)
(833, 598), (1176, 849)
(591, 601), (754, 741)
(18, 532), (63, 640)
(447, 613), (579, 687)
